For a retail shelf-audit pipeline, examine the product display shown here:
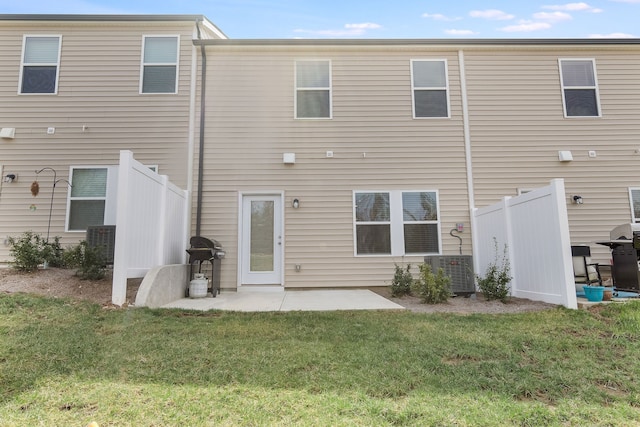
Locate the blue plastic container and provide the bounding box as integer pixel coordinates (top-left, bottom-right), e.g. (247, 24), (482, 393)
(583, 285), (605, 302)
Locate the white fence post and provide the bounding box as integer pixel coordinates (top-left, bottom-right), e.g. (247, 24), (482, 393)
(157, 175), (168, 266)
(503, 196), (517, 296)
(551, 178), (578, 309)
(112, 150), (133, 306)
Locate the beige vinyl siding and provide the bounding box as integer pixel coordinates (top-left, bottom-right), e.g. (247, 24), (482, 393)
(196, 191), (239, 290)
(464, 47), (640, 262)
(0, 19), (200, 261)
(197, 46), (471, 288)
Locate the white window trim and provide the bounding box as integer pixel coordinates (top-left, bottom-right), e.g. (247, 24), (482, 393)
(294, 59), (333, 120)
(139, 35), (180, 95)
(558, 58), (602, 118)
(629, 187), (640, 223)
(18, 35), (62, 95)
(353, 190), (441, 257)
(66, 166), (118, 232)
(410, 59), (451, 119)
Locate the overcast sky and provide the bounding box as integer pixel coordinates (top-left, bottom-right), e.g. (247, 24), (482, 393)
(1, 0), (638, 39)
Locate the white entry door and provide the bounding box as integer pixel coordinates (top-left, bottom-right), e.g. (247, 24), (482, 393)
(241, 195), (282, 285)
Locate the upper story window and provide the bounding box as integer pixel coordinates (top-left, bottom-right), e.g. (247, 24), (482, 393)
(295, 60), (332, 119)
(141, 36), (179, 94)
(19, 35), (61, 94)
(411, 59), (450, 118)
(559, 59), (601, 118)
(354, 190), (440, 256)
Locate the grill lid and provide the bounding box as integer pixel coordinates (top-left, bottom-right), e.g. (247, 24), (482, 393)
(189, 236), (222, 250)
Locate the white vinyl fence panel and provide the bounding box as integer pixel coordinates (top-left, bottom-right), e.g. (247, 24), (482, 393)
(112, 150), (188, 306)
(473, 179), (577, 309)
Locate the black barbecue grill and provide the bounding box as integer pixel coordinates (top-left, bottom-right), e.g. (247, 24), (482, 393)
(186, 236), (225, 297)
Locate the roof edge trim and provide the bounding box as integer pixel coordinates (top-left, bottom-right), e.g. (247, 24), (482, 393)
(0, 14), (209, 22)
(193, 38), (640, 46)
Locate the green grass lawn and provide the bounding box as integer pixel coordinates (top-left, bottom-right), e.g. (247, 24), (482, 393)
(1, 294), (639, 426)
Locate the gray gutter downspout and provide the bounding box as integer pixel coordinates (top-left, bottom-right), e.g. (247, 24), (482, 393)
(195, 19), (207, 236)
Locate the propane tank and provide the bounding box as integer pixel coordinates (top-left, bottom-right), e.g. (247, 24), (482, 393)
(189, 273), (208, 298)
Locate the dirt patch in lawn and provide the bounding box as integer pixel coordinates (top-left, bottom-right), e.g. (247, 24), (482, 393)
(0, 267), (558, 314)
(0, 267), (141, 307)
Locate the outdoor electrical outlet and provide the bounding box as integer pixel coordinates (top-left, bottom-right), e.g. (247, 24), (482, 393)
(456, 223), (464, 232)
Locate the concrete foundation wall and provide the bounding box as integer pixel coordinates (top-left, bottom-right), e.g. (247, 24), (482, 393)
(135, 264), (189, 308)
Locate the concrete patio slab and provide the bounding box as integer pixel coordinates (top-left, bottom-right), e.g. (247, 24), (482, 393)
(280, 290), (404, 312)
(161, 289), (405, 312)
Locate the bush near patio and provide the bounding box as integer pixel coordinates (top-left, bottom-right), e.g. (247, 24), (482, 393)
(62, 240), (106, 280)
(412, 263), (451, 304)
(7, 231), (62, 272)
(477, 238), (512, 302)
(7, 231), (106, 279)
(390, 263), (413, 297)
(390, 263), (451, 304)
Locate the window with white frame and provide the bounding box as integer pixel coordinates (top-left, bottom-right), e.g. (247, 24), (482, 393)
(629, 188), (640, 223)
(402, 191), (440, 254)
(354, 190), (440, 256)
(559, 59), (601, 117)
(355, 192), (391, 254)
(67, 167), (120, 232)
(295, 60), (331, 119)
(141, 36), (179, 94)
(19, 35), (61, 94)
(411, 59), (450, 118)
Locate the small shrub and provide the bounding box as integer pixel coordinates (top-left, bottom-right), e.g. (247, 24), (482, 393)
(390, 263), (414, 297)
(412, 263), (451, 304)
(42, 236), (64, 268)
(63, 241), (106, 280)
(8, 231), (45, 272)
(476, 238), (512, 303)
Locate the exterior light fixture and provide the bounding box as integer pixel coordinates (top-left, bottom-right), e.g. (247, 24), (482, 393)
(292, 198), (300, 209)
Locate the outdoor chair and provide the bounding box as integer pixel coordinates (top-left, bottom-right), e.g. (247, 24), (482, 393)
(571, 245), (602, 291)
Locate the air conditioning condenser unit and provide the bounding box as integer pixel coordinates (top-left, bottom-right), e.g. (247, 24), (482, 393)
(424, 255), (475, 296)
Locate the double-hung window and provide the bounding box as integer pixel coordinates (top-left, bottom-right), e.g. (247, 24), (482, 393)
(559, 59), (601, 117)
(295, 60), (331, 119)
(411, 59), (450, 118)
(402, 192), (440, 254)
(629, 188), (640, 223)
(67, 167), (118, 232)
(141, 36), (179, 94)
(19, 35), (61, 94)
(354, 190), (440, 256)
(354, 192), (392, 254)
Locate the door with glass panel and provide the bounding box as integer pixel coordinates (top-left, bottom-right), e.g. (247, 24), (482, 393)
(241, 195), (282, 285)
